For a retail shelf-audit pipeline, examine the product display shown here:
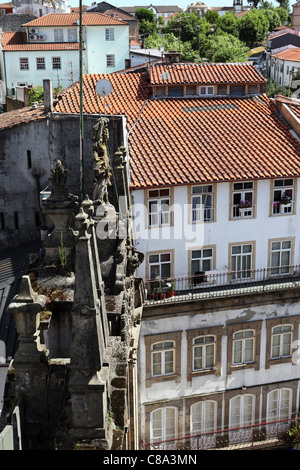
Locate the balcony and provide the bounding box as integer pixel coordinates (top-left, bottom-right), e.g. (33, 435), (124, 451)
(145, 265), (300, 304)
(142, 416), (300, 450)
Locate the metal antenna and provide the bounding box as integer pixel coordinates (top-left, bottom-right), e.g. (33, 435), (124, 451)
(95, 79), (113, 115)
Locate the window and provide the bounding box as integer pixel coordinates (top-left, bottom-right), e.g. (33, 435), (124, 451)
(229, 395), (255, 439)
(233, 330), (255, 365)
(14, 212), (19, 230)
(20, 58), (29, 70)
(152, 341), (175, 376)
(191, 185), (214, 222)
(27, 150), (32, 169)
(54, 29), (63, 42)
(106, 54), (115, 67)
(270, 240), (292, 275)
(148, 188), (170, 227)
(271, 324), (292, 359)
(193, 335), (215, 371)
(232, 181), (254, 218)
(148, 252), (171, 279)
(200, 86), (214, 96)
(0, 213), (5, 230)
(150, 407), (177, 444)
(68, 29), (76, 42)
(272, 178), (293, 215)
(52, 57), (61, 69)
(231, 244), (253, 279)
(36, 57), (45, 70)
(168, 86), (183, 97)
(267, 389), (292, 423)
(190, 401), (217, 435)
(105, 28), (114, 40)
(191, 248), (213, 276)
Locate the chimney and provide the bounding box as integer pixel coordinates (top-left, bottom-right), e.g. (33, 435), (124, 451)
(43, 79), (53, 113)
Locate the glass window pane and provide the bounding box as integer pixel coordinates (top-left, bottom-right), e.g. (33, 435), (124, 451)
(161, 263), (170, 278)
(282, 241), (291, 250)
(192, 250), (202, 259)
(160, 253), (170, 262)
(232, 246), (241, 254)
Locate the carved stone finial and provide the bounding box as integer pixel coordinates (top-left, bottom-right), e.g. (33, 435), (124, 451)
(50, 160), (68, 187)
(92, 117), (112, 205)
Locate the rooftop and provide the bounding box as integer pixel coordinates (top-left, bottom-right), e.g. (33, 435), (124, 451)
(271, 47), (300, 61)
(1, 31), (82, 51)
(54, 66), (300, 189)
(0, 104), (46, 131)
(22, 12), (127, 27)
(148, 62), (266, 86)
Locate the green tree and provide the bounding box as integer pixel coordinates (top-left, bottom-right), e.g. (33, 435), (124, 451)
(145, 32), (201, 62)
(134, 7), (156, 23)
(163, 12), (210, 43)
(215, 11), (240, 37)
(204, 32), (249, 62)
(205, 10), (219, 24)
(28, 85), (62, 105)
(266, 78), (289, 97)
(239, 9), (270, 45)
(274, 5), (289, 22)
(260, 8), (281, 30)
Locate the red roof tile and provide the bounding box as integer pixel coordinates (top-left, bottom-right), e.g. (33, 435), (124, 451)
(149, 62), (266, 86)
(1, 31), (82, 50)
(0, 105), (46, 130)
(271, 47), (300, 62)
(54, 68), (300, 189)
(22, 12), (127, 27)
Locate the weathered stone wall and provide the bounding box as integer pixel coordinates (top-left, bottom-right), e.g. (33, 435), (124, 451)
(0, 113), (125, 251)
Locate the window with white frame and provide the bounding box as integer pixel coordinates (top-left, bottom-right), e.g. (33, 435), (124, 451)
(151, 341), (175, 376)
(199, 86), (214, 96)
(271, 324), (292, 359)
(54, 29), (63, 42)
(148, 188), (170, 227)
(272, 178), (293, 214)
(150, 407), (177, 444)
(233, 330), (255, 365)
(229, 394), (255, 430)
(191, 248), (213, 277)
(105, 28), (114, 40)
(193, 335), (215, 371)
(36, 57), (45, 70)
(231, 244), (253, 279)
(106, 54), (115, 67)
(270, 240), (292, 275)
(267, 388), (292, 423)
(148, 252), (171, 279)
(52, 57), (61, 69)
(191, 185), (214, 222)
(190, 400), (217, 435)
(232, 181), (254, 218)
(68, 29), (76, 42)
(20, 58), (29, 70)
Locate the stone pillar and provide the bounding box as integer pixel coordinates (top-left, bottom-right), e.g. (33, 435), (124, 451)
(69, 207), (109, 443)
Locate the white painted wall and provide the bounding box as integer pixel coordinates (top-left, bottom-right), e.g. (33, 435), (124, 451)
(4, 48), (80, 91)
(132, 177), (300, 280)
(85, 24), (129, 74)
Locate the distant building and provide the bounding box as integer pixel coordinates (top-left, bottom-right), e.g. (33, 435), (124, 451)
(0, 12), (130, 105)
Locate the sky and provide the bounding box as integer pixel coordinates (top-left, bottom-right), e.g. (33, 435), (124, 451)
(67, 0), (237, 11)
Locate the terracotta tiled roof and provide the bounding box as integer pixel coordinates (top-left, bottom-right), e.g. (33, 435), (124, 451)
(0, 105), (46, 131)
(1, 32), (82, 50)
(148, 63), (266, 86)
(271, 47), (300, 62)
(55, 72), (150, 125)
(54, 68), (300, 189)
(22, 12), (127, 27)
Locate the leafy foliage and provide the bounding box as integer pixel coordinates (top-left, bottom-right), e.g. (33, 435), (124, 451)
(266, 78), (289, 97)
(204, 32), (249, 62)
(28, 84), (63, 106)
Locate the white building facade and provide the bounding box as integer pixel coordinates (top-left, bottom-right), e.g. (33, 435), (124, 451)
(1, 12), (129, 97)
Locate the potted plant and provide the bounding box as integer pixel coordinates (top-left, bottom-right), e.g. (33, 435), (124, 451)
(238, 200), (252, 217)
(159, 284), (166, 300)
(167, 279), (176, 297)
(150, 287), (158, 300)
(279, 192), (291, 214)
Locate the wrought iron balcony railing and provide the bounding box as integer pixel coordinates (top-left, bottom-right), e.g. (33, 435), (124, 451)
(142, 416), (300, 450)
(145, 265), (300, 304)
